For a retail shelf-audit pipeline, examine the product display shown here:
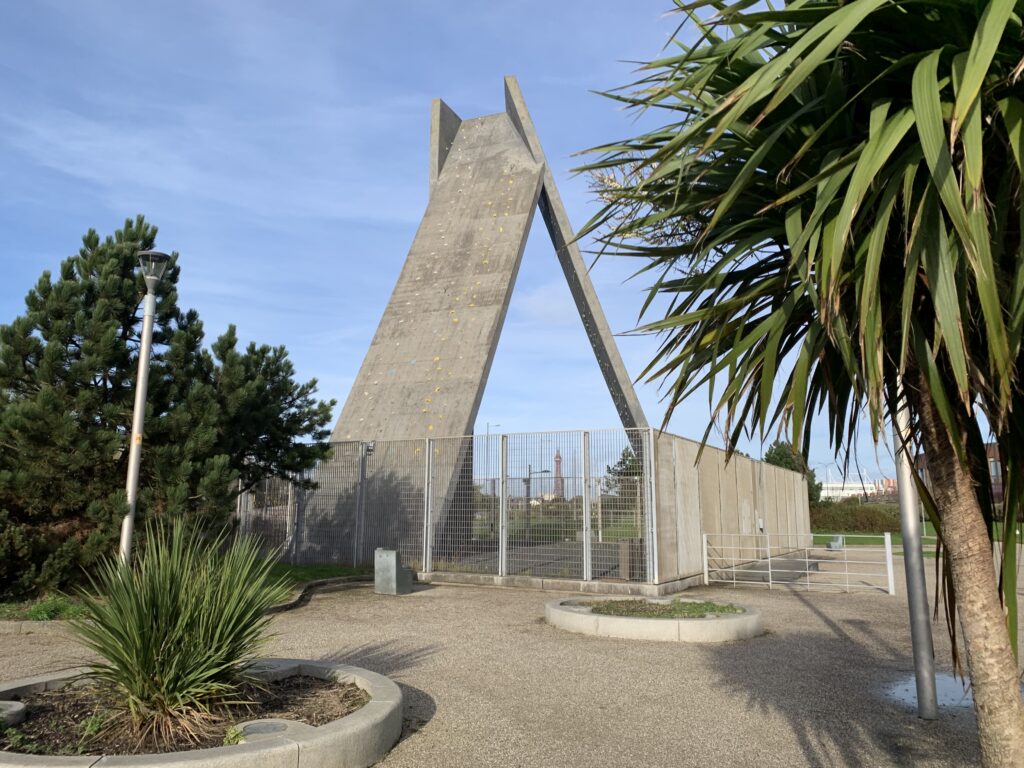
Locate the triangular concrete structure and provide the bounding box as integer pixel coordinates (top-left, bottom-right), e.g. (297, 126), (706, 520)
(333, 76), (646, 441)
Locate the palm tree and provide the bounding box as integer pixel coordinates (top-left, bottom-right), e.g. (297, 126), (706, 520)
(582, 1), (1024, 763)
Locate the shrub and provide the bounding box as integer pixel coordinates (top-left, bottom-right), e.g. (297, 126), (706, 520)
(69, 522), (290, 748)
(810, 499), (901, 533)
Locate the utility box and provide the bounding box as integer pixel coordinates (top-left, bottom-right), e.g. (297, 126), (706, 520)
(825, 535), (845, 551)
(375, 548), (413, 595)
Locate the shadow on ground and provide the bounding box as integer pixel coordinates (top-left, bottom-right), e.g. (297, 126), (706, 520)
(318, 639), (438, 677)
(697, 589), (979, 766)
(317, 641), (438, 745)
(394, 682), (436, 743)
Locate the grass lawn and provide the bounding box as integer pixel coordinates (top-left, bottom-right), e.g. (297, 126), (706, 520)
(811, 522), (937, 549)
(268, 563), (371, 587)
(0, 594), (88, 621)
(812, 521), (1021, 551)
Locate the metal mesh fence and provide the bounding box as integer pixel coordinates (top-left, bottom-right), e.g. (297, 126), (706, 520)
(238, 428), (653, 584)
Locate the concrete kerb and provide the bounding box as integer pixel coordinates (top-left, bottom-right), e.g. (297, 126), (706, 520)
(545, 597), (764, 643)
(0, 659), (402, 768)
(266, 576), (373, 615)
(416, 571), (704, 596)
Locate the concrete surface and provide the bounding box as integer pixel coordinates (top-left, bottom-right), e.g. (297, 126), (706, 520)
(546, 598), (764, 643)
(2, 563), (1008, 767)
(654, 431), (812, 584)
(0, 702), (24, 727)
(331, 76), (646, 442)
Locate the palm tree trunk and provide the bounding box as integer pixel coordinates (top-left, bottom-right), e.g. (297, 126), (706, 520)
(916, 378), (1024, 766)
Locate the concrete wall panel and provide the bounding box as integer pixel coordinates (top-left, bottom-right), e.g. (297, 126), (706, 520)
(654, 433), (679, 582)
(675, 439), (704, 577)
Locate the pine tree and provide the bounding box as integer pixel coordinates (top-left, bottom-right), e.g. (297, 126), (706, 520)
(762, 441), (821, 504)
(0, 216), (335, 598)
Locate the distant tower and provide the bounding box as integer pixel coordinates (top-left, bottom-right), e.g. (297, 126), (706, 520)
(553, 449), (564, 499)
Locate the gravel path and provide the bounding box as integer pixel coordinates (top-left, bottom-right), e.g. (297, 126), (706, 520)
(1, 568), (1008, 767)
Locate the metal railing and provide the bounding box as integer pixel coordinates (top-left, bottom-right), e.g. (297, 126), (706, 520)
(702, 532), (897, 594)
(238, 428), (654, 584)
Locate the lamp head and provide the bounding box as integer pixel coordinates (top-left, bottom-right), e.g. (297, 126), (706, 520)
(137, 250), (171, 292)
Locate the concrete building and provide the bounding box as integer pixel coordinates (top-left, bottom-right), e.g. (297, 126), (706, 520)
(257, 78), (813, 593)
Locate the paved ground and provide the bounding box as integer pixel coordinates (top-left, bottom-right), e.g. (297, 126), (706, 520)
(2, 566), (1013, 767)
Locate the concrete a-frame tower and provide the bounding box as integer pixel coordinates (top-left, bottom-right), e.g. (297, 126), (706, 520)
(332, 77), (646, 441)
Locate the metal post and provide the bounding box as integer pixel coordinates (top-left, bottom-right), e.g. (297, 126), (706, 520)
(644, 428), (659, 583)
(844, 537), (850, 593)
(284, 479), (296, 563)
(702, 533), (710, 585)
(805, 543), (811, 591)
(353, 442), (368, 567)
(894, 393), (938, 718)
(499, 434), (508, 577)
(884, 532), (895, 596)
(118, 289), (157, 564)
(582, 431), (592, 581)
(765, 533), (773, 590)
(525, 463), (532, 543)
(422, 438), (433, 573)
(288, 479), (302, 565)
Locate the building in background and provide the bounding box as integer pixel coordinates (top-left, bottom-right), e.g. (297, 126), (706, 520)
(915, 442), (1003, 502)
(819, 476), (897, 502)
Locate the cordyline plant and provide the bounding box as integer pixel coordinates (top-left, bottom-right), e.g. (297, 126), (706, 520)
(69, 522), (289, 749)
(581, 1), (1024, 764)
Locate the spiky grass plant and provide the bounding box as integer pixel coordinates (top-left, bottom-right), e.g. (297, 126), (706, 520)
(69, 522), (290, 749)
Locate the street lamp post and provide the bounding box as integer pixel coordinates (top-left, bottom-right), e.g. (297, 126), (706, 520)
(523, 464), (551, 542)
(118, 249), (171, 564)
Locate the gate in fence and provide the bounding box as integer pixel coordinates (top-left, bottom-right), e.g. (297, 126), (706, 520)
(238, 428), (655, 584)
(701, 532), (898, 594)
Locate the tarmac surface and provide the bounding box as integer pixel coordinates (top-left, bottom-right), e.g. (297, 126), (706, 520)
(1, 564), (1011, 767)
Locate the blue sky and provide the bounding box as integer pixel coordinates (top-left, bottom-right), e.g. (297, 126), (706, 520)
(0, 1), (896, 480)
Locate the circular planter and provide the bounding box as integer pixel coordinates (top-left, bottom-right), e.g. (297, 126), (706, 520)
(0, 658), (402, 768)
(545, 596), (764, 643)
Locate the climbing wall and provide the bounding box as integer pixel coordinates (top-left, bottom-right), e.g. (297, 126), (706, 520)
(332, 98), (544, 442)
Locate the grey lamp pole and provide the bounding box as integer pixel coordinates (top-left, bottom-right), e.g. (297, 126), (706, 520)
(118, 249), (171, 564)
(893, 382), (938, 719)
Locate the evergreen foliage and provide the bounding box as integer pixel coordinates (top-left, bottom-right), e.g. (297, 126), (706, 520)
(582, 0), (1024, 758)
(0, 216), (335, 598)
(603, 447), (642, 508)
(763, 440), (822, 504)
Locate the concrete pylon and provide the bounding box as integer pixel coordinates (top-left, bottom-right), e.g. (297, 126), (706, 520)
(332, 76), (647, 443)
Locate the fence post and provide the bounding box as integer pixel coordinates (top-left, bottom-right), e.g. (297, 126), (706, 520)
(498, 434), (508, 577)
(805, 534), (811, 591)
(765, 533), (773, 590)
(582, 431), (592, 581)
(884, 532), (895, 596)
(422, 438), (433, 573)
(644, 428), (658, 584)
(353, 442), (368, 567)
(284, 479), (297, 564)
(702, 533), (710, 586)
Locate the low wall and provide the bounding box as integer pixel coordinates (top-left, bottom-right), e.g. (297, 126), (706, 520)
(653, 431), (810, 584)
